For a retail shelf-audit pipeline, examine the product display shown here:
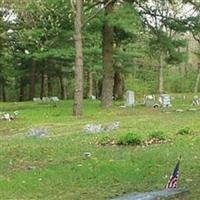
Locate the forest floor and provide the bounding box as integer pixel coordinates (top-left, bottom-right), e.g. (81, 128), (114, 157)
(0, 95), (199, 200)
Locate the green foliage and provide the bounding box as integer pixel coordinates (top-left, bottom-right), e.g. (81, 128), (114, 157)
(177, 126), (192, 135)
(117, 132), (142, 145)
(148, 130), (166, 140)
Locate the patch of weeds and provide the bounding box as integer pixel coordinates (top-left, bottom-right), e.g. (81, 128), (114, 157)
(97, 135), (116, 146)
(177, 126), (192, 135)
(148, 130), (166, 141)
(117, 132), (142, 146)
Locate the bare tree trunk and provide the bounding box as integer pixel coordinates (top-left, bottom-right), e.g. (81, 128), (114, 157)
(194, 63), (200, 93)
(113, 71), (124, 100)
(88, 71), (93, 97)
(47, 75), (53, 97)
(29, 60), (36, 100)
(40, 71), (45, 99)
(19, 78), (25, 102)
(101, 0), (114, 108)
(2, 84), (6, 102)
(159, 51), (164, 94)
(59, 74), (67, 100)
(73, 0), (83, 116)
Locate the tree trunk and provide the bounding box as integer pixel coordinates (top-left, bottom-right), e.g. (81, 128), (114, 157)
(159, 51), (164, 94)
(88, 71), (93, 97)
(194, 63), (200, 93)
(113, 71), (124, 100)
(59, 74), (67, 100)
(101, 0), (114, 108)
(47, 75), (53, 97)
(19, 78), (25, 102)
(40, 70), (45, 99)
(29, 60), (36, 100)
(2, 84), (6, 102)
(73, 0), (83, 116)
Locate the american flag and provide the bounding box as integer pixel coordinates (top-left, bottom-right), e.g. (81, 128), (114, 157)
(166, 160), (180, 189)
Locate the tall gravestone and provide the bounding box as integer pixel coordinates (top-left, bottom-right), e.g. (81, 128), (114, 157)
(125, 90), (135, 107)
(159, 94), (171, 107)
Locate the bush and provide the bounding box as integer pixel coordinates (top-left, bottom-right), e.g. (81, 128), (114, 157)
(148, 130), (166, 140)
(177, 127), (192, 135)
(117, 132), (142, 146)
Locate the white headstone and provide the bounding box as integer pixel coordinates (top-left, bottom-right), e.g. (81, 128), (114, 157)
(160, 94), (171, 107)
(125, 90), (135, 106)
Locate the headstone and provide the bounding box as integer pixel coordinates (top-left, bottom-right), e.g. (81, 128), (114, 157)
(84, 124), (102, 133)
(192, 96), (200, 106)
(42, 97), (50, 102)
(33, 97), (41, 102)
(89, 95), (96, 100)
(159, 94), (171, 107)
(84, 122), (120, 133)
(125, 90), (135, 107)
(50, 96), (59, 102)
(176, 109), (184, 113)
(144, 95), (156, 107)
(26, 127), (48, 137)
(110, 188), (189, 200)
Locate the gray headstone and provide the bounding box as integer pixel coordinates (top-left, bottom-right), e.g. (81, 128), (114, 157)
(26, 128), (48, 137)
(110, 188), (189, 200)
(144, 95), (156, 107)
(125, 91), (135, 107)
(159, 94), (171, 107)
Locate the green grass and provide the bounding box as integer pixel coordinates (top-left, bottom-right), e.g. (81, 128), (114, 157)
(0, 97), (200, 200)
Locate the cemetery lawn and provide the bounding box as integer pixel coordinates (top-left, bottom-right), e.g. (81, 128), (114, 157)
(0, 97), (199, 200)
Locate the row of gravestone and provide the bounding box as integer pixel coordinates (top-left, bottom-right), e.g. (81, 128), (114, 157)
(125, 91), (200, 108)
(125, 91), (172, 108)
(33, 96), (59, 102)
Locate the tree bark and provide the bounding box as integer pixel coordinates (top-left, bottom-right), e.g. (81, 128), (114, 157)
(101, 0), (115, 108)
(87, 71), (93, 97)
(29, 60), (36, 100)
(194, 63), (200, 93)
(73, 0), (83, 116)
(2, 84), (6, 102)
(40, 70), (45, 99)
(159, 51), (164, 94)
(59, 74), (67, 100)
(113, 71), (124, 100)
(47, 75), (53, 97)
(19, 78), (25, 102)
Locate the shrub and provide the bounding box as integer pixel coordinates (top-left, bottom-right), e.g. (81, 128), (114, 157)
(177, 127), (192, 135)
(148, 130), (166, 140)
(117, 132), (142, 146)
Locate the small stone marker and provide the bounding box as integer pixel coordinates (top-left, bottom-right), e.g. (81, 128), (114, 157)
(33, 97), (41, 102)
(26, 127), (48, 137)
(110, 188), (189, 200)
(125, 90), (135, 107)
(175, 109), (184, 113)
(42, 97), (50, 102)
(50, 96), (59, 102)
(84, 122), (120, 133)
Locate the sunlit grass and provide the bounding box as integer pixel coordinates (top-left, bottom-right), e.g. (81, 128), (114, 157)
(0, 97), (199, 199)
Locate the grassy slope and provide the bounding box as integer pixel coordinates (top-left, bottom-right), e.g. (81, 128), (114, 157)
(0, 98), (199, 200)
